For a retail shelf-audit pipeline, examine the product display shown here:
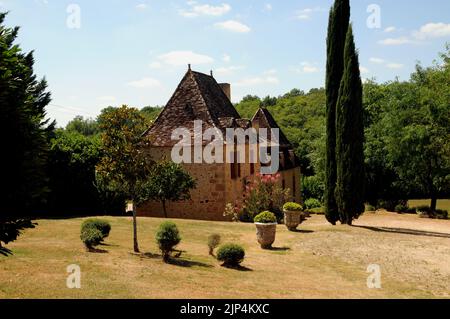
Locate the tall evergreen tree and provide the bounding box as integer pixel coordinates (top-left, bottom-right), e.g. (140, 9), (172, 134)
(0, 12), (54, 253)
(324, 0), (350, 225)
(335, 25), (365, 225)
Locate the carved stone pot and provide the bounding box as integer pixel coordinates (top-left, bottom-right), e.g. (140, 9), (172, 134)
(255, 223), (277, 249)
(283, 210), (304, 231)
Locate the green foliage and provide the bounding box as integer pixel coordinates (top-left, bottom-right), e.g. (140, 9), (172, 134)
(66, 116), (100, 137)
(254, 211), (277, 224)
(80, 225), (103, 250)
(1, 12), (54, 217)
(365, 204), (376, 212)
(283, 202), (303, 211)
(304, 198), (322, 210)
(217, 244), (245, 267)
(146, 161), (196, 218)
(207, 234), (221, 256)
(81, 219), (111, 239)
(324, 0), (350, 225)
(0, 13), (53, 248)
(140, 106), (162, 124)
(156, 222), (181, 262)
(301, 176), (325, 202)
(335, 25), (365, 225)
(236, 174), (290, 223)
(95, 105), (154, 252)
(395, 204), (409, 213)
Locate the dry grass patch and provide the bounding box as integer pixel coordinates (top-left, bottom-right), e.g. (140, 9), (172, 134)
(0, 212), (449, 299)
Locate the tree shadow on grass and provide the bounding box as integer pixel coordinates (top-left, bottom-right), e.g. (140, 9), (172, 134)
(353, 225), (450, 239)
(87, 248), (108, 254)
(266, 246), (291, 252)
(99, 242), (119, 247)
(290, 229), (314, 234)
(139, 251), (213, 268)
(221, 264), (253, 272)
(0, 247), (12, 256)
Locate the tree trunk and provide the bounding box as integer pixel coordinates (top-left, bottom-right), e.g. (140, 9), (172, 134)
(162, 200), (168, 218)
(430, 197), (437, 212)
(132, 205), (139, 253)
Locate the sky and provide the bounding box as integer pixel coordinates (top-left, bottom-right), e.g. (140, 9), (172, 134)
(1, 0), (449, 127)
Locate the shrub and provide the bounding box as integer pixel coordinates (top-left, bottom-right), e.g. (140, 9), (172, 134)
(80, 226), (103, 251)
(304, 198), (322, 210)
(156, 221), (181, 262)
(217, 244), (245, 267)
(254, 211), (277, 224)
(416, 205), (432, 213)
(395, 204), (409, 213)
(365, 204), (376, 212)
(301, 175), (324, 202)
(283, 202), (303, 211)
(81, 219), (111, 240)
(435, 209), (449, 220)
(207, 234), (221, 256)
(377, 199), (407, 212)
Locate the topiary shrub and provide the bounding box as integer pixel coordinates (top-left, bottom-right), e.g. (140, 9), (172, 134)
(304, 198), (322, 210)
(365, 204), (376, 212)
(80, 226), (103, 251)
(207, 234), (221, 256)
(156, 221), (181, 263)
(283, 202), (303, 211)
(81, 219), (111, 240)
(217, 244), (245, 267)
(254, 211), (277, 224)
(395, 204), (409, 213)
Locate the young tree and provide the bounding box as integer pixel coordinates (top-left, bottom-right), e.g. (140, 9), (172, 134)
(335, 25), (365, 225)
(96, 105), (153, 253)
(147, 161), (196, 218)
(0, 12), (54, 252)
(324, 0), (350, 225)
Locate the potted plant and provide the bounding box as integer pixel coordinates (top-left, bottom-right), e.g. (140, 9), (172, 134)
(283, 202), (305, 231)
(254, 211), (277, 249)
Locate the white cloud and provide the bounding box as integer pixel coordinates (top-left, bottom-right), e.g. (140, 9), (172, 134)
(127, 77), (161, 88)
(222, 54), (231, 62)
(378, 37), (415, 46)
(157, 50), (214, 66)
(413, 22), (450, 40)
(179, 3), (231, 18)
(384, 26), (396, 33)
(263, 69), (277, 75)
(293, 62), (320, 73)
(215, 66), (244, 76)
(135, 3), (148, 10)
(369, 57), (385, 64)
(149, 61), (162, 69)
(386, 63), (404, 69)
(360, 66), (369, 74)
(264, 3), (272, 11)
(97, 96), (117, 102)
(295, 7), (323, 20)
(214, 20), (251, 33)
(235, 76), (279, 87)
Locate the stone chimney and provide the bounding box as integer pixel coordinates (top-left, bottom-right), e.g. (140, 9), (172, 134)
(219, 83), (231, 101)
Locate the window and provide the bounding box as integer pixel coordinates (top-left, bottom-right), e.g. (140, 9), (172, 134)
(250, 163), (255, 175)
(230, 151), (241, 179)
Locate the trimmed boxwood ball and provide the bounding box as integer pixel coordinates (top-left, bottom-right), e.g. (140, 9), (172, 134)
(283, 202), (303, 211)
(81, 219), (111, 240)
(80, 226), (103, 251)
(217, 244), (245, 267)
(254, 211), (277, 224)
(156, 221), (181, 262)
(304, 198), (322, 210)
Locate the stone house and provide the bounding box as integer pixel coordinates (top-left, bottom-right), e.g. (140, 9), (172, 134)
(138, 67), (301, 221)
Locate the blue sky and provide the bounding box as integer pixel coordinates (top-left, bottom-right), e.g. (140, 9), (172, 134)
(1, 0), (449, 126)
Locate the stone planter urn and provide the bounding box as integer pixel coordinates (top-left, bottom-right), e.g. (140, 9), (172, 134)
(254, 211), (278, 249)
(282, 202), (306, 231)
(283, 210), (304, 231)
(255, 223), (277, 249)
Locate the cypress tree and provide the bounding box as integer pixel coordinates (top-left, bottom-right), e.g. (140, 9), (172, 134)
(335, 25), (365, 225)
(324, 0), (350, 225)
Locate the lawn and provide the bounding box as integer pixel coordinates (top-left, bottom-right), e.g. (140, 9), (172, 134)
(1, 212), (449, 299)
(408, 199), (450, 211)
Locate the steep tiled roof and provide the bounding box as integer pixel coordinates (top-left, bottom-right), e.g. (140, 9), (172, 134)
(251, 108), (292, 147)
(144, 69), (241, 146)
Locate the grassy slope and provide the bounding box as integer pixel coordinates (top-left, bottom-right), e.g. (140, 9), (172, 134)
(409, 199), (450, 211)
(0, 214), (449, 299)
